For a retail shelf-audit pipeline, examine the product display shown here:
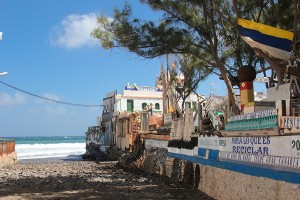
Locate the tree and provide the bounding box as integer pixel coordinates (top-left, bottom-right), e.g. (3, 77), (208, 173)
(170, 54), (211, 113)
(261, 0), (300, 84)
(93, 0), (242, 114)
(233, 0), (300, 84)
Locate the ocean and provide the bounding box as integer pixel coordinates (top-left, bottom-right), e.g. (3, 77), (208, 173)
(7, 136), (86, 162)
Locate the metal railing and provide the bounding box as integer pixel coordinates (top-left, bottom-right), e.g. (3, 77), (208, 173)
(0, 139), (15, 156)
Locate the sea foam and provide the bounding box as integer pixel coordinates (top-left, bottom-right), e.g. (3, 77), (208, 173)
(16, 142), (86, 160)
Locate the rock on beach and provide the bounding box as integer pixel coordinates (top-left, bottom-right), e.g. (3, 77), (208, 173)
(0, 160), (213, 200)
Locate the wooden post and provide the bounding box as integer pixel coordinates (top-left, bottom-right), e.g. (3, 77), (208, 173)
(198, 104), (203, 132)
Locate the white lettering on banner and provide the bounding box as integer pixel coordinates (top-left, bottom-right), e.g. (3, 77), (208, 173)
(219, 151), (300, 169)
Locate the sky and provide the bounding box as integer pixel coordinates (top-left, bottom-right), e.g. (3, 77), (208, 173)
(0, 0), (265, 137)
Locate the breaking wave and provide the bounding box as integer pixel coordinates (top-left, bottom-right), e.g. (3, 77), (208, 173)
(16, 142), (86, 160)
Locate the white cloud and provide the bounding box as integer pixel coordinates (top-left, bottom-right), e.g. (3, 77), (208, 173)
(0, 92), (27, 106)
(33, 93), (67, 115)
(43, 93), (62, 101)
(35, 93), (63, 104)
(50, 13), (98, 49)
(15, 93), (27, 103)
(45, 105), (67, 115)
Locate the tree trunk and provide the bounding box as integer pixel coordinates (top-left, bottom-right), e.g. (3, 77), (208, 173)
(219, 66), (240, 115)
(274, 68), (285, 85)
(181, 95), (187, 113)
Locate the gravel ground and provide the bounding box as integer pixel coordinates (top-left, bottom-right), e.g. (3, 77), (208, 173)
(0, 160), (213, 200)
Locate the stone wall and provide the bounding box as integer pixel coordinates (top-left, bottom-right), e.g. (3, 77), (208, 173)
(135, 148), (198, 185)
(135, 148), (168, 175)
(199, 165), (300, 200)
(0, 151), (17, 167)
(134, 148), (300, 200)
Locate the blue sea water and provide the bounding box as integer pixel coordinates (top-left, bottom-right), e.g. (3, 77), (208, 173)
(5, 136), (86, 161)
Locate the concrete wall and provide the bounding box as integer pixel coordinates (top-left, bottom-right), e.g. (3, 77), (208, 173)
(199, 165), (299, 200)
(265, 83), (290, 101)
(123, 90), (163, 98)
(0, 151), (17, 167)
(135, 147), (300, 200)
(170, 109), (194, 141)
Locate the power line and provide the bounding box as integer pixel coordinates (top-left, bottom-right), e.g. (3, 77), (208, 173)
(0, 80), (102, 107)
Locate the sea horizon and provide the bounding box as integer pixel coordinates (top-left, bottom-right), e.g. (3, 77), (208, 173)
(1, 136), (87, 162)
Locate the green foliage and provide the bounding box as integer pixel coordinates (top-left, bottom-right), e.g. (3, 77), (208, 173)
(234, 0), (299, 84)
(92, 0), (300, 114)
(260, 1), (295, 30)
(167, 54), (211, 110)
(92, 0), (242, 113)
(93, 1), (233, 62)
(93, 15), (114, 49)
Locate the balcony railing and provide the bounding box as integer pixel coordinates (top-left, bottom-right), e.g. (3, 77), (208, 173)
(0, 139), (15, 156)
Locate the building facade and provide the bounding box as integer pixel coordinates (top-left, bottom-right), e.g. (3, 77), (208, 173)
(87, 81), (207, 153)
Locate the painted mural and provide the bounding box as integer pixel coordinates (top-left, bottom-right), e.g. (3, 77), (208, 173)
(197, 135), (300, 172)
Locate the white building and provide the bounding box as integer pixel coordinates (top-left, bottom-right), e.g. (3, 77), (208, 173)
(99, 84), (164, 152)
(115, 83), (164, 113)
(99, 80), (206, 151)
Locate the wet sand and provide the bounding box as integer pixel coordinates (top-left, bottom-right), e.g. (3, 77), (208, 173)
(0, 160), (213, 200)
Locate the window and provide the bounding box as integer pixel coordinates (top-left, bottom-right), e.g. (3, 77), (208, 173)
(155, 103), (160, 110)
(120, 119), (127, 137)
(192, 101), (197, 110)
(127, 100), (134, 112)
(142, 102), (147, 110)
(140, 113), (149, 132)
(185, 102), (191, 109)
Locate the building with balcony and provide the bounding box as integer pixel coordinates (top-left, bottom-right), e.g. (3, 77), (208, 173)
(86, 76), (207, 153)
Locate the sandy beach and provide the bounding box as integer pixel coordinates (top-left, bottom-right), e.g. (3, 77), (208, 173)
(0, 160), (212, 200)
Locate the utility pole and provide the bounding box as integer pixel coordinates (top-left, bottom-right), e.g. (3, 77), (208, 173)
(0, 32), (8, 76)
